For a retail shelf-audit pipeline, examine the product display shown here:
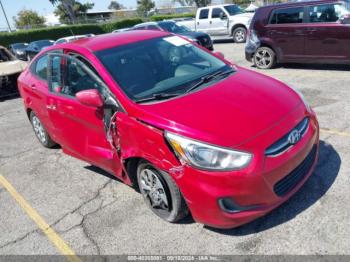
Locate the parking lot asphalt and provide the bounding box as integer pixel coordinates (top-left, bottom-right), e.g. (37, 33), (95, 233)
(0, 42), (349, 256)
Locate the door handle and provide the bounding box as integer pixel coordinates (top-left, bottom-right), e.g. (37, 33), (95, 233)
(30, 84), (37, 91)
(46, 104), (57, 111)
(209, 21), (212, 24)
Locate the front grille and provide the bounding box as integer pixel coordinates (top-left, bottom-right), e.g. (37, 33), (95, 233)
(266, 117), (309, 156)
(273, 145), (317, 197)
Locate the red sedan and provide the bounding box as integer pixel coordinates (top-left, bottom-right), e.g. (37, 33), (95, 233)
(18, 30), (319, 229)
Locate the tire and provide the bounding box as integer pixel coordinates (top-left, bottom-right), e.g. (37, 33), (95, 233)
(232, 27), (247, 43)
(30, 111), (56, 148)
(253, 46), (276, 69)
(137, 161), (188, 223)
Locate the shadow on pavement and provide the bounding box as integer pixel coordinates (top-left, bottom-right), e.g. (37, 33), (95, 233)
(279, 63), (350, 71)
(206, 140), (341, 235)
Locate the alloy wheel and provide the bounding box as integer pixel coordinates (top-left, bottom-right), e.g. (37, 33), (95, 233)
(255, 49), (273, 69)
(32, 115), (47, 144)
(139, 168), (169, 210)
(235, 30), (245, 42)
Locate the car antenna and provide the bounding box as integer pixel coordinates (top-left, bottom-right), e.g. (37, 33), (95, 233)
(69, 28), (76, 38)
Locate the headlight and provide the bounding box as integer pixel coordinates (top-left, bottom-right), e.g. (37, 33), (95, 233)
(17, 50), (25, 55)
(165, 132), (252, 171)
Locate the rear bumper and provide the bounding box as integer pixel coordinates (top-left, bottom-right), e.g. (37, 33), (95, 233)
(245, 38), (260, 62)
(172, 112), (319, 229)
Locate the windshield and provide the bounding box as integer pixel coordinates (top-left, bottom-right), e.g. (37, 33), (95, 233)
(96, 36), (228, 102)
(12, 43), (28, 49)
(224, 5), (243, 15)
(336, 2), (350, 16)
(158, 22), (190, 33)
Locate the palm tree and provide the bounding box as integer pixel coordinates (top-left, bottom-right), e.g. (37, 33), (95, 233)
(49, 0), (77, 24)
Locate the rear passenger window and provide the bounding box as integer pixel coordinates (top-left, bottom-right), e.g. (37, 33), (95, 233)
(308, 4), (340, 23)
(270, 7), (304, 24)
(199, 9), (209, 19)
(35, 55), (48, 80)
(212, 8), (223, 18)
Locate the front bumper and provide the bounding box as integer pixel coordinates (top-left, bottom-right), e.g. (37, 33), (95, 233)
(172, 112), (319, 229)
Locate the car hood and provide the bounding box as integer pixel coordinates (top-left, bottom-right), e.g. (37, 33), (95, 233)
(230, 12), (253, 19)
(135, 67), (303, 148)
(0, 60), (28, 76)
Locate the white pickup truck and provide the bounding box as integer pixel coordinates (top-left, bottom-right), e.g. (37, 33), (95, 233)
(177, 4), (253, 43)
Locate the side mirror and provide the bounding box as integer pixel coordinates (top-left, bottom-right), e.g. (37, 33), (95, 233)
(340, 14), (350, 24)
(76, 89), (103, 108)
(214, 51), (225, 59)
(220, 12), (227, 20)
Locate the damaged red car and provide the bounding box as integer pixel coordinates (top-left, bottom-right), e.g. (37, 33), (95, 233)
(18, 30), (319, 229)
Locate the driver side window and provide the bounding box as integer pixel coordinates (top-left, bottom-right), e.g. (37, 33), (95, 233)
(49, 54), (102, 97)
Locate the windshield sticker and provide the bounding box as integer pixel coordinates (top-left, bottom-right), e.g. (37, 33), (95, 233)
(164, 36), (189, 46)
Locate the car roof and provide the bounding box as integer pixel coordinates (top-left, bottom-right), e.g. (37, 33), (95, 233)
(134, 22), (158, 27)
(53, 30), (171, 52)
(260, 0), (340, 9)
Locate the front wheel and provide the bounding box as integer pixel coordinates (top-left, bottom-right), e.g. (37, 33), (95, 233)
(233, 27), (247, 43)
(137, 161), (188, 223)
(253, 46), (276, 69)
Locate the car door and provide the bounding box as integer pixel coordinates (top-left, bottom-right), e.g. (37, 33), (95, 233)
(20, 55), (54, 134)
(266, 6), (306, 61)
(208, 7), (229, 36)
(304, 2), (350, 60)
(196, 8), (210, 33)
(46, 53), (123, 176)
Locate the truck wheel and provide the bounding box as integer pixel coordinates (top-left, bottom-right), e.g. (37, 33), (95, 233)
(30, 111), (56, 148)
(253, 47), (276, 69)
(137, 161), (188, 223)
(233, 27), (247, 43)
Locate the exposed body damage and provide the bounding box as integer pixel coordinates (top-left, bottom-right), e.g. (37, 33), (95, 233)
(0, 46), (27, 89)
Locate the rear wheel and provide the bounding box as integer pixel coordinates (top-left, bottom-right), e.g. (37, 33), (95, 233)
(233, 27), (247, 43)
(137, 161), (188, 222)
(253, 46), (276, 69)
(30, 111), (56, 148)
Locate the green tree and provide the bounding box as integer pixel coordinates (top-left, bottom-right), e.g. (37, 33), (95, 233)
(172, 0), (194, 6)
(137, 0), (155, 17)
(108, 1), (124, 10)
(49, 0), (94, 24)
(194, 0), (211, 7)
(13, 9), (46, 29)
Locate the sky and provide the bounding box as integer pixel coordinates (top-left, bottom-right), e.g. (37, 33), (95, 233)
(0, 0), (166, 29)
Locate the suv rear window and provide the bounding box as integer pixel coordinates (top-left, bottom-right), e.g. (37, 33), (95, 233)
(270, 7), (304, 24)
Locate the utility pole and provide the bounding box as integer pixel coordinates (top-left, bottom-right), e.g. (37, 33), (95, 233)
(0, 0), (12, 32)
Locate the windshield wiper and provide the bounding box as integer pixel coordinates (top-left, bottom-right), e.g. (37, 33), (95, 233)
(134, 92), (182, 103)
(185, 68), (235, 94)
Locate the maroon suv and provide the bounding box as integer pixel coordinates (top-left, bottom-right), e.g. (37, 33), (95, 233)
(245, 0), (350, 69)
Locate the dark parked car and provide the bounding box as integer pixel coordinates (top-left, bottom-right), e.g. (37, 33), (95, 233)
(132, 21), (214, 51)
(9, 43), (28, 60)
(245, 0), (350, 69)
(26, 40), (54, 61)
